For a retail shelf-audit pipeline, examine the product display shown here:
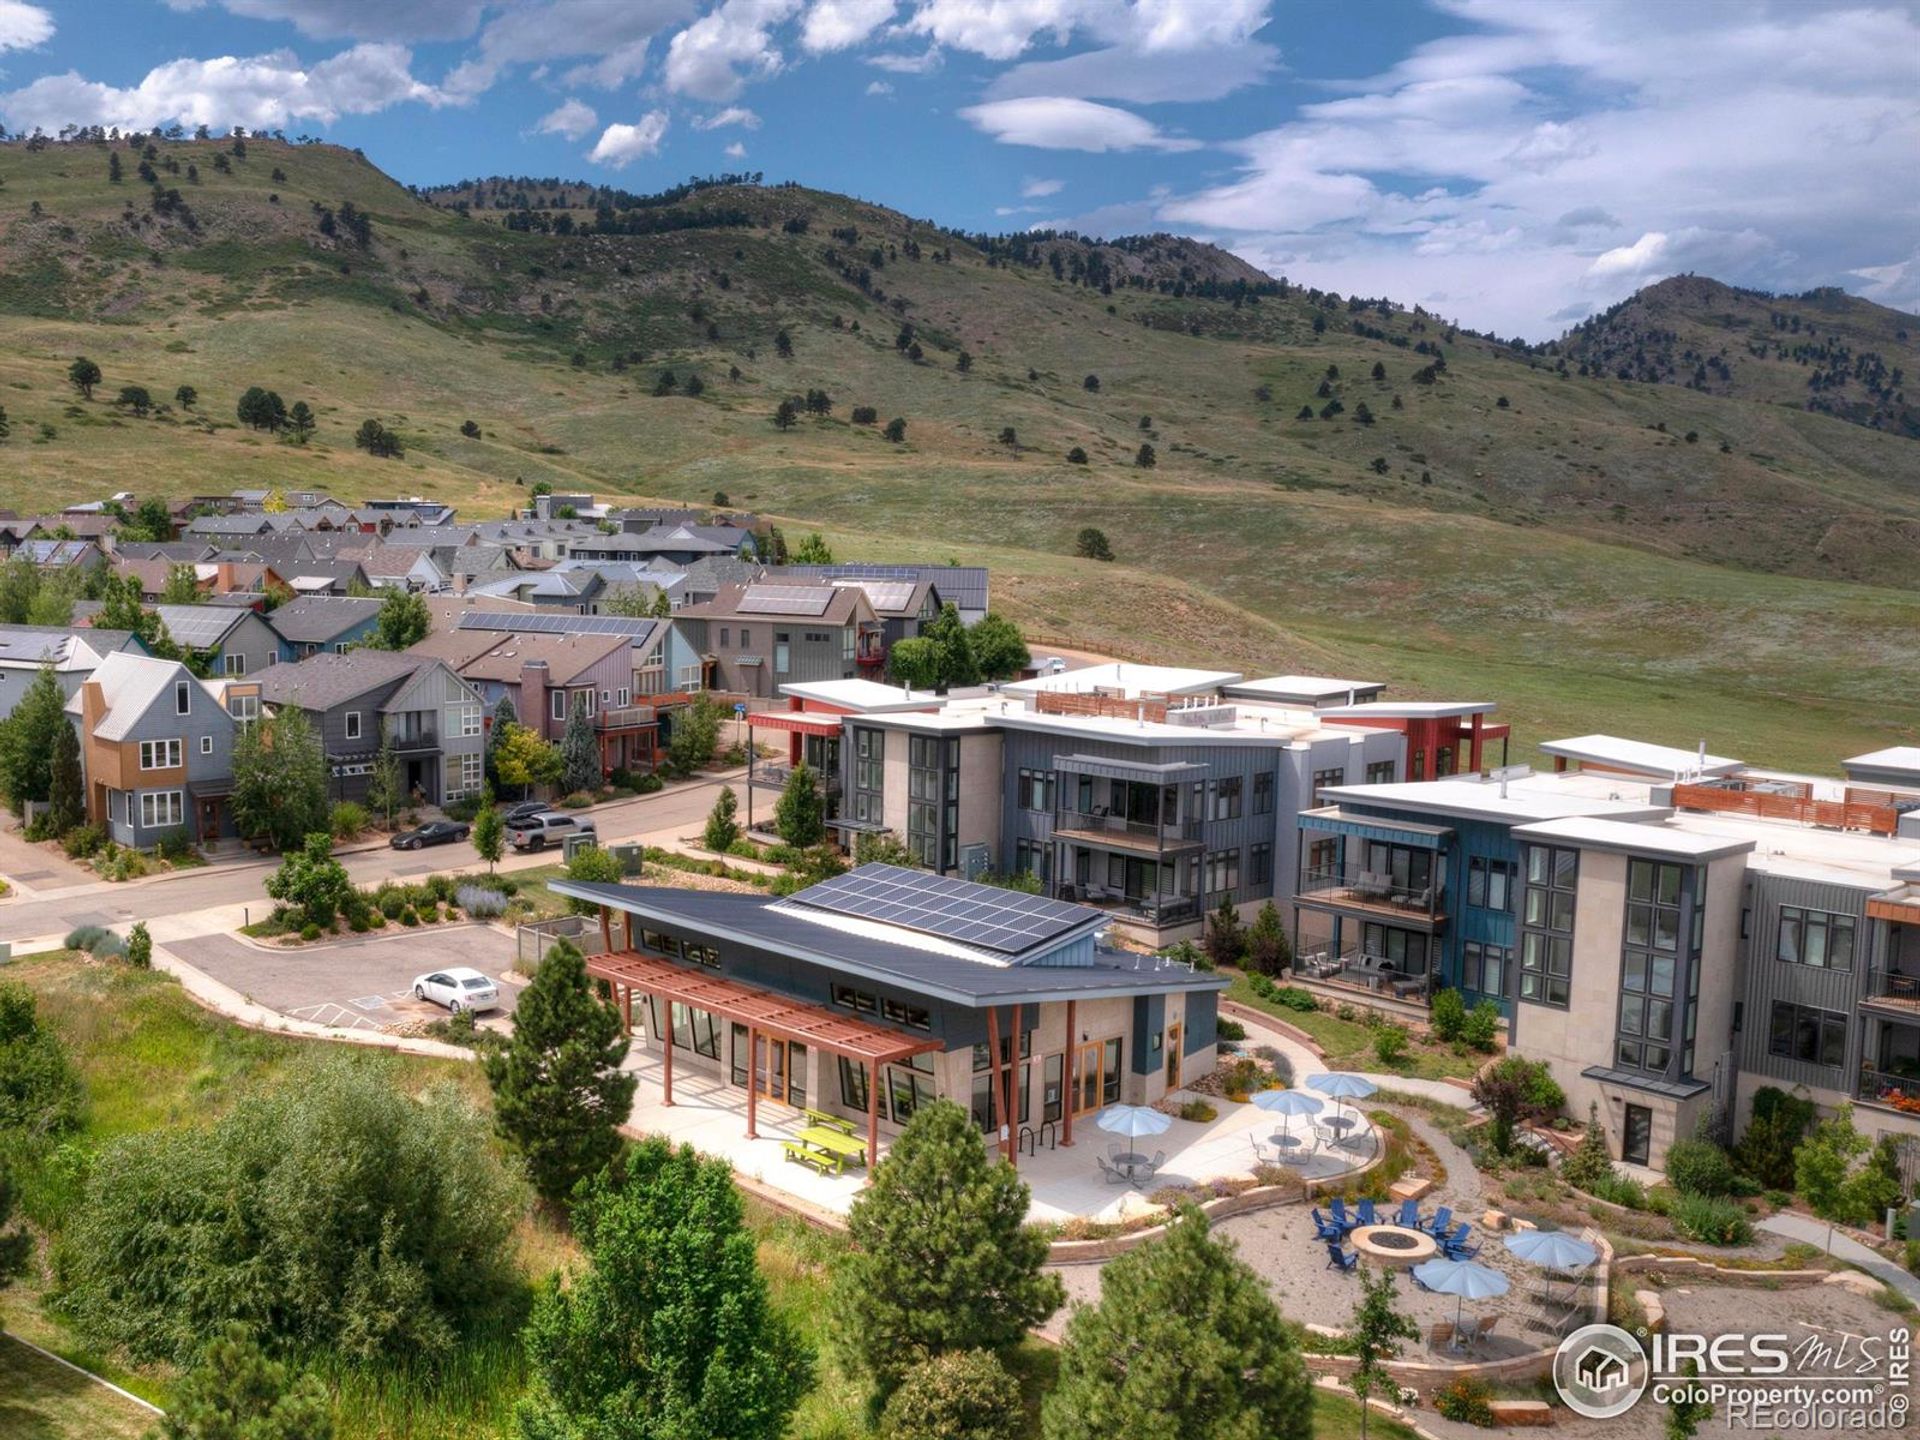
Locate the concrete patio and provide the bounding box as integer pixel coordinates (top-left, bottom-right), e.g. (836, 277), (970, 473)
(612, 1044), (1382, 1223)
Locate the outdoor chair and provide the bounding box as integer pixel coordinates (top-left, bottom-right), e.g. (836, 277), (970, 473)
(1327, 1197), (1356, 1232)
(1426, 1321), (1455, 1350)
(1394, 885), (1432, 912)
(1107, 1141), (1126, 1161)
(1324, 1242), (1359, 1273)
(1355, 1198), (1379, 1228)
(1425, 1205), (1453, 1239)
(1250, 1136), (1274, 1167)
(1095, 1155), (1126, 1186)
(1311, 1208), (1343, 1242)
(1395, 1198), (1421, 1229)
(1471, 1316), (1500, 1347)
(1443, 1222), (1482, 1260)
(1145, 1150), (1167, 1178)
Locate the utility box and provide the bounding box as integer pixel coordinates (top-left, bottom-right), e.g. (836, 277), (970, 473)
(562, 833), (597, 863)
(612, 843), (645, 875)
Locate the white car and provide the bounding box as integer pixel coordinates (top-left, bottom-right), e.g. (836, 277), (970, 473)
(412, 967), (501, 1014)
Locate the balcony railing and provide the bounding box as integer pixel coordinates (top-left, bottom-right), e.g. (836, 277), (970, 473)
(595, 704), (657, 730)
(389, 729), (437, 751)
(1859, 1067), (1920, 1115)
(1297, 865), (1444, 919)
(1056, 886), (1201, 927)
(1053, 806), (1203, 848)
(751, 760), (842, 796)
(1868, 969), (1920, 1006)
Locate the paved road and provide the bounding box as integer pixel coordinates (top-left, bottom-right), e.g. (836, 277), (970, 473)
(170, 927), (524, 1033)
(0, 769), (741, 944)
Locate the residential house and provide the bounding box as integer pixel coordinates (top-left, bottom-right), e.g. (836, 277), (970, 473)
(68, 652), (239, 845)
(566, 522), (755, 567)
(358, 498), (459, 528)
(266, 596), (385, 658)
(780, 563), (991, 626)
(0, 624), (142, 721)
(15, 539), (108, 574)
(556, 862), (1227, 1166)
(254, 651), (489, 807)
(452, 609), (703, 698)
(152, 604), (282, 678)
(465, 569), (609, 611)
(675, 582), (885, 697)
(359, 543), (448, 592)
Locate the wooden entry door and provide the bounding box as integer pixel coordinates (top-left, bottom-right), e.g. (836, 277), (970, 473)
(1073, 1041), (1103, 1113)
(1165, 1021), (1182, 1089)
(754, 1036), (806, 1108)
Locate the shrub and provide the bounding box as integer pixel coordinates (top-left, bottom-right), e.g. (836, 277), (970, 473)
(378, 891), (406, 920)
(425, 873), (456, 905)
(125, 922), (152, 971)
(1460, 999), (1502, 1051)
(880, 1350), (1024, 1440)
(1561, 1104), (1617, 1193)
(153, 827), (196, 862)
(1670, 1192), (1752, 1246)
(456, 885), (508, 919)
(1665, 1137), (1735, 1197)
(1734, 1086), (1815, 1190)
(1587, 1171), (1648, 1209)
(1216, 1018), (1246, 1043)
(299, 922), (322, 942)
(0, 980), (86, 1138)
(329, 801), (368, 839)
(400, 907), (420, 926)
(1436, 1376), (1495, 1425)
(559, 790), (595, 809)
(264, 834), (353, 928)
(1372, 1024), (1409, 1065)
(1430, 987), (1466, 1042)
(441, 795), (480, 822)
(61, 823), (105, 859)
(64, 925), (109, 953)
(1178, 1099), (1218, 1123)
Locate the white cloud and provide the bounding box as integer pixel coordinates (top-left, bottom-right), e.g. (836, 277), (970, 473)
(0, 1), (52, 52)
(800, 0), (895, 51)
(1587, 230), (1669, 280)
(587, 111), (670, 167)
(1020, 175), (1062, 197)
(0, 44), (446, 133)
(210, 0), (484, 42)
(534, 96), (597, 140)
(987, 40), (1276, 105)
(694, 105), (761, 129)
(900, 0), (1269, 62)
(663, 0), (800, 102)
(900, 0), (1092, 61)
(725, 140), (747, 157)
(865, 46), (942, 73)
(865, 79), (893, 95)
(443, 0), (693, 98)
(959, 95), (1200, 152)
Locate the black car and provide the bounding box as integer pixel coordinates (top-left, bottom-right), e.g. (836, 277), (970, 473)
(389, 820), (471, 850)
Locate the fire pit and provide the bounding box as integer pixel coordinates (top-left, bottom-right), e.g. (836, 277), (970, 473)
(1348, 1224), (1438, 1269)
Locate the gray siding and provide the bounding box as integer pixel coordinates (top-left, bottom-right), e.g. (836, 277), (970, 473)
(106, 679), (237, 845)
(1737, 872), (1873, 1089)
(210, 612), (283, 679)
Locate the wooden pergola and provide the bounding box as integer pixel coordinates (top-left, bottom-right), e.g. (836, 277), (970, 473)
(586, 942), (945, 1170)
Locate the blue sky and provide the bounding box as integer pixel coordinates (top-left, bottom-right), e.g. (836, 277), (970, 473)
(1, 0), (1915, 338)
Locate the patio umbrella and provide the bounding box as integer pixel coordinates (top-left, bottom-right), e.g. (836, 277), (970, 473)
(1505, 1230), (1597, 1307)
(1095, 1105), (1173, 1141)
(1251, 1088), (1322, 1145)
(1411, 1258), (1511, 1332)
(1306, 1072), (1378, 1125)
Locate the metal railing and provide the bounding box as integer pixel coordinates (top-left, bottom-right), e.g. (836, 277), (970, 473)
(388, 728), (437, 751)
(1860, 1067), (1920, 1110)
(751, 760), (843, 796)
(1057, 887), (1202, 925)
(1868, 969), (1920, 1004)
(1296, 865), (1443, 916)
(1053, 806), (1203, 846)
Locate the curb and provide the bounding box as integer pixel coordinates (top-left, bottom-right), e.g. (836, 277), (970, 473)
(1, 1333), (163, 1417)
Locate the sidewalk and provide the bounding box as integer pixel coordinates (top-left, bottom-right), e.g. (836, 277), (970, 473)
(1229, 1007), (1484, 1110)
(1758, 1210), (1920, 1305)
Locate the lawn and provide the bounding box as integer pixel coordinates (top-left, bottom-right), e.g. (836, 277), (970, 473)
(1225, 971), (1483, 1082)
(0, 1335), (157, 1440)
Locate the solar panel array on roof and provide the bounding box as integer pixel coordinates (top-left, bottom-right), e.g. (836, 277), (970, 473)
(456, 611), (660, 640)
(789, 864), (1094, 956)
(833, 579), (917, 613)
(736, 584), (835, 617)
(780, 563), (989, 612)
(154, 605), (243, 649)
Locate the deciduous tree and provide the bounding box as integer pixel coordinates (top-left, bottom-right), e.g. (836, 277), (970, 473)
(68, 356), (101, 398)
(969, 612), (1029, 680)
(472, 791), (504, 872)
(231, 707), (328, 851)
(1348, 1266), (1418, 1440)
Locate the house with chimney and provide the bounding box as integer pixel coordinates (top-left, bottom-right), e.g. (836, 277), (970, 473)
(68, 652), (239, 845)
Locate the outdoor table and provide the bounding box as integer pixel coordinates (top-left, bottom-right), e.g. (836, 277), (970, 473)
(1325, 1116), (1357, 1136)
(1270, 1132), (1304, 1151)
(1112, 1150), (1147, 1180)
(798, 1125), (868, 1167)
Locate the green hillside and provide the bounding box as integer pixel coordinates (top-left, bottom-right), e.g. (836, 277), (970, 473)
(0, 134), (1916, 772)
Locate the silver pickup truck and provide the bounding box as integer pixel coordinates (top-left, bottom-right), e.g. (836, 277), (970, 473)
(506, 811), (597, 851)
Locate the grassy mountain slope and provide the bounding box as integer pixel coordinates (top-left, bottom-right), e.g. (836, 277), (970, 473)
(0, 135), (1916, 772)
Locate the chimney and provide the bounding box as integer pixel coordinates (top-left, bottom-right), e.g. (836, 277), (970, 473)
(216, 561), (237, 593)
(521, 659), (550, 738)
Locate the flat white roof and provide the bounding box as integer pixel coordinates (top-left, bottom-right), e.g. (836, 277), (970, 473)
(1320, 771), (1668, 825)
(1001, 661), (1241, 699)
(1660, 807), (1920, 889)
(1513, 816), (1755, 862)
(1226, 674), (1384, 701)
(1316, 700), (1495, 720)
(1540, 734), (1743, 780)
(777, 679), (941, 713)
(1846, 746), (1920, 776)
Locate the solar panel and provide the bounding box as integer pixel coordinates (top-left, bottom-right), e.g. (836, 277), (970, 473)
(833, 579), (917, 613)
(154, 605), (242, 649)
(791, 864), (1094, 955)
(736, 584), (834, 617)
(457, 611), (659, 640)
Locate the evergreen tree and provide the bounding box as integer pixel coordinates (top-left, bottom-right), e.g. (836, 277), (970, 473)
(1245, 900), (1291, 975)
(68, 356), (102, 399)
(1042, 1206), (1311, 1440)
(1075, 527), (1113, 562)
(773, 761), (825, 847)
(515, 1137), (811, 1439)
(486, 694), (517, 785)
(880, 1351), (1023, 1440)
(231, 707), (327, 851)
(1348, 1266), (1418, 1440)
(704, 785), (741, 853)
(45, 715), (83, 834)
(472, 790), (505, 872)
(174, 383), (197, 410)
(287, 400), (315, 440)
(156, 1323), (335, 1440)
(561, 695), (600, 795)
(484, 939), (634, 1207)
(1135, 442), (1156, 468)
(0, 405), (10, 442)
(883, 417), (907, 442)
(1203, 893), (1245, 969)
(364, 726), (403, 828)
(117, 385), (153, 416)
(0, 664), (67, 813)
(370, 587), (429, 649)
(832, 1100), (1062, 1396)
(774, 328), (793, 357)
(773, 398), (797, 430)
(1561, 1103), (1617, 1192)
(161, 563), (201, 604)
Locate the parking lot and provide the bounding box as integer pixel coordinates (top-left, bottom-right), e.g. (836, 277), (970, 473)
(168, 926), (524, 1034)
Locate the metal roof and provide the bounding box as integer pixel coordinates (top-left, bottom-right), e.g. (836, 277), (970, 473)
(779, 563), (990, 613)
(456, 611), (661, 641)
(266, 596), (384, 643)
(734, 584), (836, 617)
(153, 604), (249, 649)
(1539, 734), (1743, 781)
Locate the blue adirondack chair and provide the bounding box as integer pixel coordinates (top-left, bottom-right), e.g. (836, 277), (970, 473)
(1443, 1222), (1482, 1260)
(1311, 1208), (1343, 1242)
(1395, 1198), (1421, 1229)
(1328, 1197), (1356, 1233)
(1425, 1205), (1454, 1239)
(1325, 1241), (1359, 1273)
(1355, 1198), (1379, 1228)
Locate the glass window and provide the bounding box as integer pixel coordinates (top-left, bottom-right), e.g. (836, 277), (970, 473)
(1767, 1002), (1847, 1069)
(1365, 760), (1396, 784)
(1775, 906), (1855, 971)
(1311, 767), (1344, 798)
(139, 790), (184, 828)
(175, 681), (191, 715)
(1102, 1038), (1122, 1105)
(1249, 842), (1273, 888)
(885, 1052), (939, 1125)
(1519, 842), (1578, 1007)
(344, 710), (362, 741)
(1253, 770), (1274, 814)
(139, 739), (183, 770)
(838, 1056), (869, 1112)
(1211, 777), (1242, 821)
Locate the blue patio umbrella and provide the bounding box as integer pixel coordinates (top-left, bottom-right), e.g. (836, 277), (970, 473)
(1411, 1257), (1511, 1331)
(1252, 1088), (1323, 1145)
(1306, 1072), (1378, 1124)
(1095, 1105), (1173, 1142)
(1505, 1229), (1597, 1306)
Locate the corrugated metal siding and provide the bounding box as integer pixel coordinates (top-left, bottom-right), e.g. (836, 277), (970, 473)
(1738, 873), (1874, 1088)
(1131, 993), (1166, 1075)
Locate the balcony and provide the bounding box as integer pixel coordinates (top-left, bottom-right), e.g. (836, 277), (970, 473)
(1864, 969), (1920, 1017)
(595, 704), (657, 731)
(389, 728), (437, 752)
(1858, 1067), (1920, 1118)
(1295, 865), (1446, 928)
(1052, 806), (1203, 854)
(1056, 886), (1202, 928)
(751, 760), (842, 797)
